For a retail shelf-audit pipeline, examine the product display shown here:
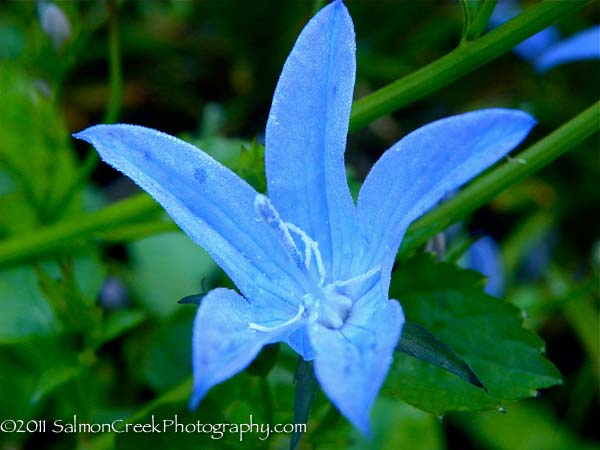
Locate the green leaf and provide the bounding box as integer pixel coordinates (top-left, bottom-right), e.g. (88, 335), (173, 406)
(397, 321), (484, 390)
(129, 232), (217, 317)
(31, 365), (81, 405)
(291, 358), (319, 450)
(112, 374), (274, 450)
(238, 140), (266, 193)
(0, 348), (38, 422)
(142, 310), (195, 392)
(385, 254), (561, 416)
(349, 398), (445, 450)
(454, 401), (600, 450)
(0, 64), (81, 223)
(0, 266), (56, 342)
(98, 309), (147, 347)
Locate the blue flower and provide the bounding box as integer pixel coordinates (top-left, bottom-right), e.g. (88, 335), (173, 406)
(489, 0), (560, 63)
(464, 236), (505, 297)
(534, 26), (600, 73)
(74, 0), (536, 434)
(489, 0), (600, 72)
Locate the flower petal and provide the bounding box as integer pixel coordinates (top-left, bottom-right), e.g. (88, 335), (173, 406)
(74, 125), (305, 312)
(286, 328), (316, 361)
(265, 0), (360, 280)
(489, 0), (559, 62)
(357, 109), (536, 290)
(190, 288), (301, 408)
(534, 25), (600, 73)
(310, 297), (404, 435)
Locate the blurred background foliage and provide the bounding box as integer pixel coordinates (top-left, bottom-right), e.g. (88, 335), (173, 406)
(0, 1), (598, 449)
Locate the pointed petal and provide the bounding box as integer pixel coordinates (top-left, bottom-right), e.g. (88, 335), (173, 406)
(190, 288), (301, 408)
(286, 328), (316, 361)
(74, 125), (304, 310)
(357, 109), (536, 289)
(310, 297), (404, 435)
(265, 0), (359, 279)
(535, 26), (600, 72)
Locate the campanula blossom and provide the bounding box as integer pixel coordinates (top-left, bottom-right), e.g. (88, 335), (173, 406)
(75, 0), (536, 433)
(534, 26), (600, 73)
(464, 236), (505, 297)
(489, 0), (600, 72)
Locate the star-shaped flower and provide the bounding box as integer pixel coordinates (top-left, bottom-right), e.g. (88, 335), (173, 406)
(75, 0), (536, 433)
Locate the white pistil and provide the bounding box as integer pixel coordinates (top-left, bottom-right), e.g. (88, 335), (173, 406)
(248, 305), (305, 332)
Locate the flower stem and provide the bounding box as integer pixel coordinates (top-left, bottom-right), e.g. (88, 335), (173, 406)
(399, 101), (600, 256)
(103, 0), (123, 125)
(0, 194), (161, 266)
(349, 0), (592, 132)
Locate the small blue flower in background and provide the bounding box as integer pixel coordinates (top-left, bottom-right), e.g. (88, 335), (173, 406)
(464, 236), (505, 297)
(75, 0), (536, 434)
(534, 26), (600, 73)
(38, 1), (71, 50)
(489, 0), (600, 72)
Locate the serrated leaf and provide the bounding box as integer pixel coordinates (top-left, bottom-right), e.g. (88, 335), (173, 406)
(291, 358), (319, 450)
(397, 321), (485, 389)
(386, 254), (561, 415)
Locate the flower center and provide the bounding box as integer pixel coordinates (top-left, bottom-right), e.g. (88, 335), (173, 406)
(249, 194), (380, 331)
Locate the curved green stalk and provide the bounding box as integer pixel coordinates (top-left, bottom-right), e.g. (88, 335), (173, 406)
(349, 0), (592, 131)
(103, 0), (123, 124)
(0, 195), (160, 266)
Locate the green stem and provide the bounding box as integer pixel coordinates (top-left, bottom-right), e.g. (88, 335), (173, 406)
(47, 149), (101, 221)
(46, 0), (122, 220)
(103, 0), (123, 124)
(96, 220), (178, 242)
(0, 194), (160, 266)
(349, 0), (592, 131)
(398, 101), (600, 256)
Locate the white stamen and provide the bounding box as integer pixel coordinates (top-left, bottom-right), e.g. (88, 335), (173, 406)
(286, 222), (312, 267)
(254, 194), (305, 270)
(331, 265), (381, 288)
(286, 222), (326, 286)
(248, 305), (305, 332)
